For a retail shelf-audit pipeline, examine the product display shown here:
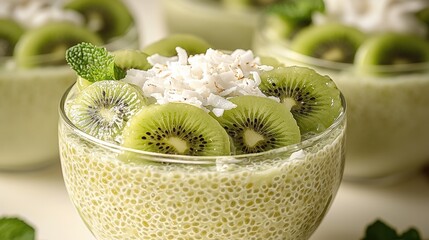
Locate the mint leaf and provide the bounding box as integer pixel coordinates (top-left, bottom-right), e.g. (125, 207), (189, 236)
(267, 0), (325, 23)
(362, 219), (422, 240)
(0, 217), (35, 240)
(363, 220), (398, 240)
(400, 229), (422, 240)
(65, 42), (125, 82)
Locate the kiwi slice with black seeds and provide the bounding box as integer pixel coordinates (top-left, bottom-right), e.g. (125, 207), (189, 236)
(142, 34), (212, 57)
(0, 19), (25, 57)
(259, 66), (342, 134)
(212, 95), (301, 155)
(290, 23), (366, 63)
(354, 32), (429, 69)
(64, 0), (133, 42)
(121, 102), (231, 156)
(14, 22), (102, 68)
(67, 80), (146, 143)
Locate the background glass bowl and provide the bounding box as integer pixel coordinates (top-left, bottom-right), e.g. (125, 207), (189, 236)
(253, 24), (429, 181)
(0, 25), (139, 171)
(160, 0), (260, 50)
(59, 84), (346, 240)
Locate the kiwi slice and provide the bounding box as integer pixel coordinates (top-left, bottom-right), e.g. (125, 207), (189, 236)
(142, 34), (212, 57)
(259, 66), (342, 134)
(121, 102), (231, 156)
(0, 19), (25, 57)
(113, 49), (151, 71)
(290, 23), (366, 63)
(212, 95), (301, 154)
(354, 33), (429, 69)
(14, 22), (102, 68)
(64, 0), (133, 42)
(67, 80), (146, 143)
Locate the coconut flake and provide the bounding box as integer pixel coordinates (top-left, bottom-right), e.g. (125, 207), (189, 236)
(123, 47), (273, 116)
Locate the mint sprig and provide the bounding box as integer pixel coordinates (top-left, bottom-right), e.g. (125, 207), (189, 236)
(0, 217), (35, 240)
(363, 219), (422, 240)
(65, 42), (126, 82)
(267, 0), (325, 23)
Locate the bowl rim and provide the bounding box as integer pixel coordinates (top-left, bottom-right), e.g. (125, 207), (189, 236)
(59, 83), (347, 165)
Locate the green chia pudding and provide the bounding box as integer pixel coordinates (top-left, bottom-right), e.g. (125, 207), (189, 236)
(161, 0), (282, 50)
(0, 0), (138, 170)
(253, 0), (429, 180)
(59, 38), (346, 239)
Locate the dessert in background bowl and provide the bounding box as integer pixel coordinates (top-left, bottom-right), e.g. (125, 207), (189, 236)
(161, 0), (282, 50)
(0, 0), (139, 171)
(59, 36), (346, 239)
(253, 0), (429, 181)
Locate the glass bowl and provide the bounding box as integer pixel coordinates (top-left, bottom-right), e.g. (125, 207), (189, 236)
(253, 21), (429, 181)
(160, 0), (261, 50)
(59, 84), (346, 239)
(0, 22), (139, 171)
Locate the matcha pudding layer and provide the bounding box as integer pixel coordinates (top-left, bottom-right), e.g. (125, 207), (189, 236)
(0, 0), (138, 170)
(59, 37), (346, 239)
(253, 0), (429, 180)
(161, 0), (283, 50)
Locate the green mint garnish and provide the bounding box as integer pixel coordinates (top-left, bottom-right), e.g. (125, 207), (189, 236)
(0, 217), (35, 240)
(65, 42), (126, 82)
(363, 219), (422, 240)
(267, 0), (325, 23)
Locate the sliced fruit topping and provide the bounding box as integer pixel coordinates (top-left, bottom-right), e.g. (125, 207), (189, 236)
(290, 23), (366, 63)
(121, 102), (231, 156)
(142, 34), (212, 57)
(259, 66), (342, 134)
(64, 0), (133, 42)
(354, 32), (429, 67)
(67, 80), (146, 143)
(113, 49), (151, 71)
(212, 95), (301, 154)
(14, 22), (102, 68)
(0, 19), (25, 57)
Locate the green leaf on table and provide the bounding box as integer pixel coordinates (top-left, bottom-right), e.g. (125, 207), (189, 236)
(362, 219), (422, 240)
(65, 42), (126, 82)
(0, 217), (35, 240)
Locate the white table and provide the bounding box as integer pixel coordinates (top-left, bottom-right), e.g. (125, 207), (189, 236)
(1, 0), (429, 239)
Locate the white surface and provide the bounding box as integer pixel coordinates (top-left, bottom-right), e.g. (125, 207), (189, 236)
(1, 0), (429, 239)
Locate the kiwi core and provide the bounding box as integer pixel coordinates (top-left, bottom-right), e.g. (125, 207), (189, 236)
(244, 129), (265, 147)
(166, 137), (188, 154)
(281, 97), (297, 111)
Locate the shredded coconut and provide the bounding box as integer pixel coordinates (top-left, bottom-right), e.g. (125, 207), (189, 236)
(123, 47), (274, 116)
(2, 0), (84, 29)
(314, 0), (429, 37)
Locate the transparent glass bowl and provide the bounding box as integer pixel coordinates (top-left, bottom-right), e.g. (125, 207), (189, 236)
(0, 25), (139, 171)
(160, 0), (261, 50)
(253, 23), (429, 181)
(59, 84), (346, 239)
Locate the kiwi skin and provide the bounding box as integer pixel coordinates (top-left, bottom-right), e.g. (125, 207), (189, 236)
(212, 95), (301, 155)
(0, 19), (25, 57)
(259, 66), (342, 134)
(14, 22), (103, 68)
(121, 102), (231, 157)
(142, 34), (212, 57)
(290, 23), (366, 64)
(64, 0), (133, 42)
(354, 32), (429, 72)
